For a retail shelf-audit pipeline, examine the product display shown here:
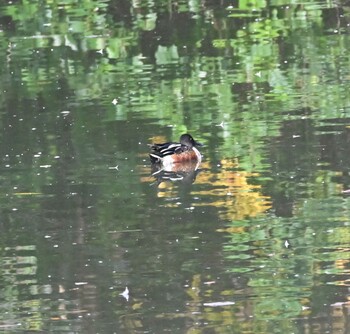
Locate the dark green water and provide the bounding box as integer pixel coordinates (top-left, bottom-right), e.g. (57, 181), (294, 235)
(0, 1), (349, 333)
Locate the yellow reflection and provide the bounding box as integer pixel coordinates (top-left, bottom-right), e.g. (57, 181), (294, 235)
(140, 154), (271, 220)
(194, 159), (271, 220)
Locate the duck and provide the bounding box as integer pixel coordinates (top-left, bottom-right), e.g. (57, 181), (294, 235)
(149, 134), (202, 167)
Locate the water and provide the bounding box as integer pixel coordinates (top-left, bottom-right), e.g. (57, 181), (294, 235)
(0, 0), (349, 333)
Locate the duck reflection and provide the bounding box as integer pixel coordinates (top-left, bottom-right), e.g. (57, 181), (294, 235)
(151, 160), (201, 185)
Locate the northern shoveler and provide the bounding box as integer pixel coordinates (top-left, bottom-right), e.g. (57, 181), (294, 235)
(149, 134), (202, 167)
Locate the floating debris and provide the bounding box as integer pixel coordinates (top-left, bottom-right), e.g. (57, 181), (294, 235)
(120, 287), (129, 301)
(75, 282), (88, 286)
(203, 301), (235, 307)
(216, 121), (225, 128)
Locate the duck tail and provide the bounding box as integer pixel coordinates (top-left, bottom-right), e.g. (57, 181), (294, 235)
(149, 153), (162, 164)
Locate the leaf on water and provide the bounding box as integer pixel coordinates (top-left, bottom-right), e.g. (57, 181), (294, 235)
(203, 301), (235, 307)
(203, 281), (216, 285)
(120, 287), (129, 301)
(75, 282), (88, 286)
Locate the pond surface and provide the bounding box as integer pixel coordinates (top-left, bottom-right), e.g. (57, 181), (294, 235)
(0, 0), (349, 333)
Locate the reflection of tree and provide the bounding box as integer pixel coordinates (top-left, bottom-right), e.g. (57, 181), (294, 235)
(140, 158), (270, 220)
(198, 160), (271, 220)
(266, 117), (350, 217)
(0, 0), (349, 332)
(0, 246), (40, 330)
